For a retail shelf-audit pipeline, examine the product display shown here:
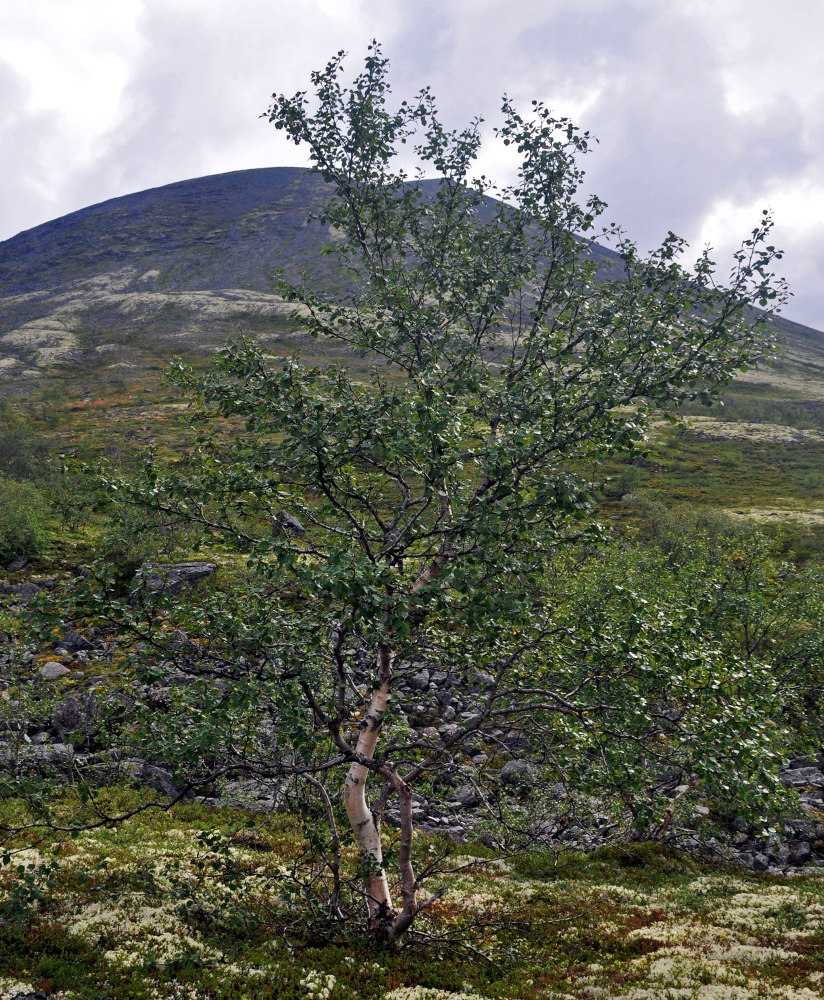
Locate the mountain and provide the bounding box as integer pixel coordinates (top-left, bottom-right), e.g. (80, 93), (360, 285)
(1, 165), (822, 399)
(0, 168), (342, 381)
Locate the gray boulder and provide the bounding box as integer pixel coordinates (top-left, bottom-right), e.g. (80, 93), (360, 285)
(131, 561), (217, 604)
(51, 697), (83, 734)
(40, 661), (70, 680)
(452, 784), (480, 807)
(0, 743), (74, 772)
(408, 668), (430, 691)
(500, 759), (535, 787)
(55, 628), (93, 654)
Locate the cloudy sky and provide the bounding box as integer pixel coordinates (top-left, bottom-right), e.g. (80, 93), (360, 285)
(2, 0), (823, 328)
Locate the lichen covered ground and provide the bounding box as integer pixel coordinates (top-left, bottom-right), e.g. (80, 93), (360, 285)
(1, 793), (823, 999)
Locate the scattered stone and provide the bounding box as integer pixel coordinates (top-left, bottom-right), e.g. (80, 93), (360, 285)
(40, 661), (70, 680)
(55, 629), (94, 654)
(500, 759), (534, 786)
(790, 841), (812, 865)
(0, 743), (74, 771)
(452, 784), (480, 807)
(12, 582), (40, 601)
(408, 668), (430, 691)
(131, 561), (217, 604)
(51, 697), (83, 735)
(120, 760), (186, 801)
(781, 766), (822, 787)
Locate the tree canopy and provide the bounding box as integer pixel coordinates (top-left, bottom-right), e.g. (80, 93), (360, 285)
(16, 44), (798, 943)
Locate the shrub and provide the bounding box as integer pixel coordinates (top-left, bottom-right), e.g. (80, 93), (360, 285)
(0, 400), (48, 481)
(0, 476), (51, 563)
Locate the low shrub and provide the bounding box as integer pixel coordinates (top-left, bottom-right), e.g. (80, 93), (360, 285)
(0, 475), (51, 564)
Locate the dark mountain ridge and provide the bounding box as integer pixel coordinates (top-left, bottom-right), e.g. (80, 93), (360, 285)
(0, 168), (332, 297)
(0, 166), (821, 389)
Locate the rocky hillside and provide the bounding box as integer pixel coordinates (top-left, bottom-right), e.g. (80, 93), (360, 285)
(0, 166), (631, 382)
(2, 164), (824, 427)
(0, 168), (345, 379)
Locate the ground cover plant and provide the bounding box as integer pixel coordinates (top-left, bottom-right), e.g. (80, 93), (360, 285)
(2, 796), (824, 999)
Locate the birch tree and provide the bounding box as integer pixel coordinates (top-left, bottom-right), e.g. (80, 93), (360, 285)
(24, 43), (791, 942)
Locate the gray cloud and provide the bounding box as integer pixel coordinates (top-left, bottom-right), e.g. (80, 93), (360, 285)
(2, 0), (823, 328)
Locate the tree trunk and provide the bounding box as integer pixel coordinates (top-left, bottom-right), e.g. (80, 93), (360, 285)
(343, 643), (396, 931)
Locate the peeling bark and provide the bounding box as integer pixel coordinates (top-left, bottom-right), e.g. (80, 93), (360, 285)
(343, 643), (395, 927)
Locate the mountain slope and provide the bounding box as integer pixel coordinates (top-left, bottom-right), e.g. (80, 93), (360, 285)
(0, 165), (821, 398)
(0, 168), (344, 378)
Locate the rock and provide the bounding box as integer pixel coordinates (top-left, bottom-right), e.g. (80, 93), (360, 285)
(274, 511), (305, 534)
(408, 668), (430, 691)
(781, 766), (823, 787)
(500, 759), (535, 787)
(790, 841), (812, 865)
(218, 778), (279, 812)
(141, 763), (184, 800)
(0, 743), (74, 772)
(429, 670), (448, 686)
(131, 561), (217, 604)
(40, 661), (70, 680)
(51, 697), (82, 734)
(787, 755), (817, 769)
(120, 759), (185, 800)
(55, 629), (93, 654)
(438, 723), (460, 742)
(408, 706), (439, 727)
(769, 843), (791, 866)
(452, 784), (480, 807)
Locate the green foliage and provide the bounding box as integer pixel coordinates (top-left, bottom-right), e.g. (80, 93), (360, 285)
(0, 398), (49, 480)
(0, 474), (51, 563)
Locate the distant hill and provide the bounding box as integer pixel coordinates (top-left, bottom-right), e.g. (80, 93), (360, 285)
(1, 165), (822, 398)
(0, 168), (344, 379)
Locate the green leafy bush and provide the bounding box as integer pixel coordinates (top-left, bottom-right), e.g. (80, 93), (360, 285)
(0, 475), (50, 563)
(0, 400), (48, 481)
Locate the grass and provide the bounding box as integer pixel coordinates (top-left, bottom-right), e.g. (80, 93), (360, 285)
(3, 332), (824, 573)
(1, 795), (823, 999)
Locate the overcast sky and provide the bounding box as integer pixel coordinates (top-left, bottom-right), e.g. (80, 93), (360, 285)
(2, 0), (823, 329)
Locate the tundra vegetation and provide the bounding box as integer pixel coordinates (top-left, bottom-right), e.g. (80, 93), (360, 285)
(2, 43), (824, 1000)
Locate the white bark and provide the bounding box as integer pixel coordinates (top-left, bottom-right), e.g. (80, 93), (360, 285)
(343, 644), (395, 926)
